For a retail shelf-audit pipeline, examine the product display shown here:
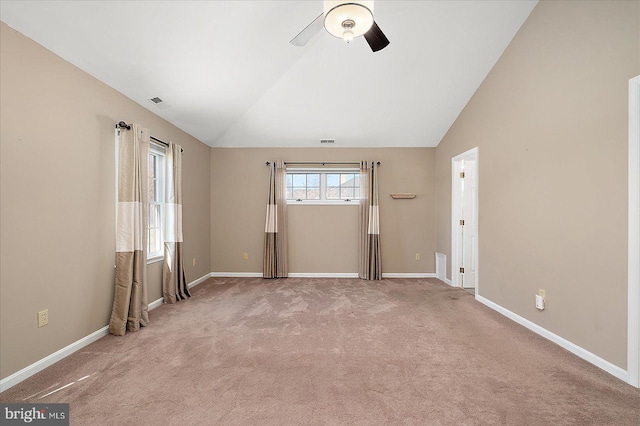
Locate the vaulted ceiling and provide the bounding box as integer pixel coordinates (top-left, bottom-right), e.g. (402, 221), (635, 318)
(0, 1), (537, 147)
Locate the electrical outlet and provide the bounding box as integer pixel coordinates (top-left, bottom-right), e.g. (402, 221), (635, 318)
(192, 258), (197, 267)
(243, 252), (249, 260)
(415, 253), (421, 261)
(37, 309), (48, 328)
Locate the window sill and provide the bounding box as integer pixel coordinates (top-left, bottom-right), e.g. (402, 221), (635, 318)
(286, 201), (360, 206)
(147, 255), (164, 265)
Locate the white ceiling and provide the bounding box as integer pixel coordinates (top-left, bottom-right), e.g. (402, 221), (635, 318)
(0, 1), (537, 148)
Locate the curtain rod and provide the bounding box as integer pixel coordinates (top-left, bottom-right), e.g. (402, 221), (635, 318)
(265, 161), (381, 166)
(116, 121), (183, 152)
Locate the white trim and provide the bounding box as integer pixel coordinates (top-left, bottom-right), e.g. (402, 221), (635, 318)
(286, 168), (361, 205)
(210, 272), (263, 278)
(148, 272), (212, 309)
(188, 273), (213, 289)
(0, 326), (108, 393)
(0, 272), (212, 393)
(442, 278), (454, 286)
(148, 297), (164, 311)
(628, 75), (640, 388)
(114, 128), (119, 244)
(435, 252), (446, 281)
(450, 147), (479, 291)
(289, 272), (360, 278)
(381, 273), (436, 279)
(287, 200), (360, 206)
(147, 255), (164, 265)
(451, 159), (462, 287)
(210, 272), (437, 279)
(476, 295), (628, 383)
(147, 147), (165, 259)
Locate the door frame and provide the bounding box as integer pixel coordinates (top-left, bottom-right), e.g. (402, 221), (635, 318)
(451, 147), (479, 292)
(628, 75), (639, 388)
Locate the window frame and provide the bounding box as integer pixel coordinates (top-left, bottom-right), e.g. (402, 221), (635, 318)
(147, 143), (166, 262)
(286, 168), (360, 205)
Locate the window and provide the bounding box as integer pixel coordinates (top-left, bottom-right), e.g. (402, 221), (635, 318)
(148, 145), (165, 260)
(326, 172), (359, 200)
(287, 173), (320, 200)
(286, 169), (360, 204)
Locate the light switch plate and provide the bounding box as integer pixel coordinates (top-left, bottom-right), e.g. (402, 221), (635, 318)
(535, 294), (545, 310)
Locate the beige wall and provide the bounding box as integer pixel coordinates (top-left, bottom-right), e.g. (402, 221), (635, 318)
(211, 148), (436, 274)
(435, 0), (640, 369)
(0, 23), (212, 380)
(6, 0), (635, 385)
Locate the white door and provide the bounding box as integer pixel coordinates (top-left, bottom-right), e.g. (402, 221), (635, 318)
(451, 147), (479, 291)
(461, 160), (478, 289)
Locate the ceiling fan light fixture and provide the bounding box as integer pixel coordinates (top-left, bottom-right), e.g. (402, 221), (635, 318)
(342, 19), (355, 43)
(324, 1), (374, 40)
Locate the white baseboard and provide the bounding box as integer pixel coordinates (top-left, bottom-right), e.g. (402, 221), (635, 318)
(443, 278), (453, 286)
(289, 273), (359, 278)
(0, 326), (109, 393)
(210, 272), (262, 278)
(381, 273), (436, 278)
(188, 273), (213, 288)
(211, 272), (360, 278)
(149, 273), (211, 309)
(210, 272), (437, 279)
(0, 273), (212, 393)
(476, 295), (629, 383)
(148, 297), (164, 311)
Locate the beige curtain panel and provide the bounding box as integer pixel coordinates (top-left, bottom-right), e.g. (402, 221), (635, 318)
(263, 160), (288, 278)
(109, 124), (150, 336)
(163, 141), (191, 303)
(359, 161), (382, 280)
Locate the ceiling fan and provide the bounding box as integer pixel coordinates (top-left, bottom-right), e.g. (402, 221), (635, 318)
(290, 1), (390, 52)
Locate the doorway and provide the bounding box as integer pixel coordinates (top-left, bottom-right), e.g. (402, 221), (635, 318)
(451, 148), (479, 292)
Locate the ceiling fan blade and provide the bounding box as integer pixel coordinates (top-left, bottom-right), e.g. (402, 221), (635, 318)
(290, 13), (324, 46)
(364, 21), (390, 52)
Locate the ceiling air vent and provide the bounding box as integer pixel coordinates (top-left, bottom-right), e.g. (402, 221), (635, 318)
(148, 96), (170, 110)
(320, 139), (335, 144)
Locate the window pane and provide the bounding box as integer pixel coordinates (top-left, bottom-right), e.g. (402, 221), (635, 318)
(307, 173), (320, 186)
(149, 154), (159, 202)
(154, 176), (164, 203)
(292, 174), (306, 186)
(149, 204), (161, 228)
(286, 170), (360, 203)
(307, 188), (320, 199)
(341, 174), (355, 185)
(148, 180), (155, 202)
(341, 187), (354, 199)
(354, 188), (360, 199)
(327, 174), (339, 186)
(149, 228), (162, 254)
(149, 155), (155, 179)
(326, 186), (339, 199)
(146, 151), (165, 258)
(293, 188), (306, 199)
